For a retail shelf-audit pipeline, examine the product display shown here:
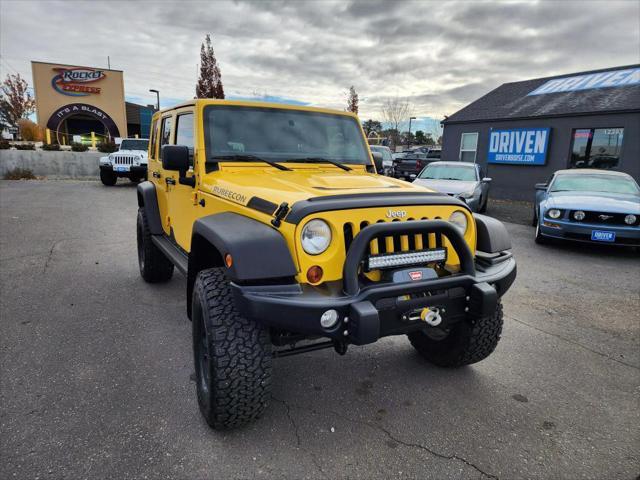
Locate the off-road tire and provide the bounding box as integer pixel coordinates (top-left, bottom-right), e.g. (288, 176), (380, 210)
(136, 208), (174, 282)
(408, 302), (503, 367)
(100, 169), (117, 186)
(192, 268), (272, 430)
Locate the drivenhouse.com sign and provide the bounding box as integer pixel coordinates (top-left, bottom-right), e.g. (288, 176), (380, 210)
(487, 128), (550, 165)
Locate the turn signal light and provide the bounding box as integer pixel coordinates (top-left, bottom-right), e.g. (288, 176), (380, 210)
(306, 265), (323, 284)
(224, 253), (233, 268)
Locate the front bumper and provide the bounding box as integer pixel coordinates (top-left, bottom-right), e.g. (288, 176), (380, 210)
(100, 164), (147, 177)
(232, 219), (516, 345)
(539, 219), (640, 246)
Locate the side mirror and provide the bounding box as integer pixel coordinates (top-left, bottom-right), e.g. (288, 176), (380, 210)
(535, 182), (548, 190)
(162, 145), (190, 172)
(482, 177), (492, 183)
(371, 151), (383, 173)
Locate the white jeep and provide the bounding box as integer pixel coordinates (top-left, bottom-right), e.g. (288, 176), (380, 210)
(99, 138), (149, 186)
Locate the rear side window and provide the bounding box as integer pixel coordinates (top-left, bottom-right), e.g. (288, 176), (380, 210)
(160, 116), (172, 146)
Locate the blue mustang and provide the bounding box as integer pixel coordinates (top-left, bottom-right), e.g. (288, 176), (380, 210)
(533, 169), (640, 247)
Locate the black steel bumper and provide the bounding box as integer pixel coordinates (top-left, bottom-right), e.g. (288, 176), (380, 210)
(100, 165), (147, 176)
(232, 220), (516, 345)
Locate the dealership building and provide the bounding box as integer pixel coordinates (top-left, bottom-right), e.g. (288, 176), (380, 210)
(31, 61), (154, 143)
(441, 65), (640, 200)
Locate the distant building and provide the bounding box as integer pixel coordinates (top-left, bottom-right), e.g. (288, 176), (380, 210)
(441, 65), (640, 200)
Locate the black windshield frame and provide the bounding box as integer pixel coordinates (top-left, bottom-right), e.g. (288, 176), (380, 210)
(203, 105), (371, 166)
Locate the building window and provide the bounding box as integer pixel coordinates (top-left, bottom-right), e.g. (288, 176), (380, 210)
(459, 132), (478, 162)
(570, 128), (623, 169)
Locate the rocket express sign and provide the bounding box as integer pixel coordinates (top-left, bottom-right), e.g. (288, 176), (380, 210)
(51, 67), (105, 97)
(488, 128), (550, 165)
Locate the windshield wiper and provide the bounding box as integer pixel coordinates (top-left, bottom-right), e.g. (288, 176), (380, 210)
(210, 154), (292, 171)
(287, 157), (352, 171)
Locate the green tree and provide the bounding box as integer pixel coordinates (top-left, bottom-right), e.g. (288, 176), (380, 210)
(414, 130), (426, 144)
(196, 34), (225, 99)
(362, 119), (382, 135)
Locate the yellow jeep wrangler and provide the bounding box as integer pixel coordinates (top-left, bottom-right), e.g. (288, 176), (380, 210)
(136, 100), (516, 429)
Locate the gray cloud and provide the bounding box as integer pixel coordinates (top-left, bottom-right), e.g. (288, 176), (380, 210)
(1, 0), (638, 127)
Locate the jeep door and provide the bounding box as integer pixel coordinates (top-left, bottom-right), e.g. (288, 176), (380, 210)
(164, 108), (197, 250)
(148, 114), (171, 235)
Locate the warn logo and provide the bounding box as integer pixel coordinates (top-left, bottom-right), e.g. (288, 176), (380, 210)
(408, 271), (423, 281)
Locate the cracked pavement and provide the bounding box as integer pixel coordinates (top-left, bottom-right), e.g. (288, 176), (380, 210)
(1, 180), (639, 479)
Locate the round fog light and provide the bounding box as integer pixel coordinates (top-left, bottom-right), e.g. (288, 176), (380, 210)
(320, 309), (339, 329)
(625, 214), (637, 225)
(573, 210), (585, 221)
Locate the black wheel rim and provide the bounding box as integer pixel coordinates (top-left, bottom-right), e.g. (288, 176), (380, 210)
(197, 311), (210, 396)
(137, 218), (145, 271)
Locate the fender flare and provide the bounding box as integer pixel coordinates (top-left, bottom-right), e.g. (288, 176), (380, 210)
(136, 181), (163, 235)
(187, 212), (298, 317)
(473, 214), (511, 253)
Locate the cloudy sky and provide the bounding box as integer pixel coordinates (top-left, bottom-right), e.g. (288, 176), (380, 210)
(1, 0), (638, 133)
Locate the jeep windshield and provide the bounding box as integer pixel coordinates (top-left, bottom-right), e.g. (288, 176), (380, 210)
(120, 139), (148, 151)
(204, 105), (370, 166)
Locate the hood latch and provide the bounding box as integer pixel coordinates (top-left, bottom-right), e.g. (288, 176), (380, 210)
(271, 202), (289, 228)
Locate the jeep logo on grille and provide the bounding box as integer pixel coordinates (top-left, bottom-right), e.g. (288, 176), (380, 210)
(386, 209), (407, 219)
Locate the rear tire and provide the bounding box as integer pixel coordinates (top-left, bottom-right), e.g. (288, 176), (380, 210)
(100, 169), (117, 186)
(136, 208), (174, 282)
(407, 302), (503, 367)
(192, 268), (272, 430)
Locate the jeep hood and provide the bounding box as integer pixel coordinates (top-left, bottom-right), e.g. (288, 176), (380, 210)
(201, 166), (436, 207)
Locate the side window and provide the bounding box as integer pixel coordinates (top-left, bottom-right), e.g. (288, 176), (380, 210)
(176, 113), (194, 148)
(460, 132), (478, 162)
(176, 113), (195, 165)
(149, 118), (158, 159)
(160, 116), (173, 146)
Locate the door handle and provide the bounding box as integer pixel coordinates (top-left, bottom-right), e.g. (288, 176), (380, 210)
(165, 177), (176, 186)
(152, 171), (161, 179)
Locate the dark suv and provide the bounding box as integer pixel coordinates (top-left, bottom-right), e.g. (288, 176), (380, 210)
(393, 149), (441, 180)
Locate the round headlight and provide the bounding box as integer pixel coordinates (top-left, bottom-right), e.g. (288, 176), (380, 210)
(573, 210), (585, 221)
(547, 209), (561, 219)
(448, 210), (468, 234)
(625, 214), (637, 225)
(301, 219), (332, 255)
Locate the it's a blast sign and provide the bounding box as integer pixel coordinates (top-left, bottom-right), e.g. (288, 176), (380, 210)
(487, 128), (550, 165)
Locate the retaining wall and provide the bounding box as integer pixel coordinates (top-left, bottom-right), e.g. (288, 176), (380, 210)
(0, 150), (102, 178)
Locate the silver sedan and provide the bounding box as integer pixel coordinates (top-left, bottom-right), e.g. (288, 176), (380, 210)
(412, 161), (492, 213)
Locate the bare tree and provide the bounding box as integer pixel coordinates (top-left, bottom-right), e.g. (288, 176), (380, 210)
(346, 86), (358, 114)
(195, 34), (225, 99)
(381, 96), (413, 146)
(0, 74), (35, 129)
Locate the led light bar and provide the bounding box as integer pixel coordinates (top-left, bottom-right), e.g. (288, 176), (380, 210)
(367, 248), (447, 271)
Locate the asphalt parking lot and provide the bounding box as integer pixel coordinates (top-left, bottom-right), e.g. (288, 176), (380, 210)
(1, 180), (639, 480)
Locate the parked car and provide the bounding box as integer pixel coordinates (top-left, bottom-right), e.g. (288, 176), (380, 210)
(413, 147), (442, 158)
(533, 169), (640, 247)
(413, 161), (491, 213)
(99, 138), (149, 186)
(392, 152), (439, 180)
(369, 145), (393, 175)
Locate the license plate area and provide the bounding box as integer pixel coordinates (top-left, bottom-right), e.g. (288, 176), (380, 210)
(591, 230), (615, 242)
(114, 166), (130, 172)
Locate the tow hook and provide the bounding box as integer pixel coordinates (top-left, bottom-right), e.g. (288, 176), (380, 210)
(420, 307), (442, 326)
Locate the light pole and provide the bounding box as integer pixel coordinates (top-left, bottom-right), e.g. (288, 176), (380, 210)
(149, 89), (160, 111)
(408, 116), (416, 147)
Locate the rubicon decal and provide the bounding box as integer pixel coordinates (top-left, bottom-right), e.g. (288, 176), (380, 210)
(212, 186), (247, 204)
(51, 68), (106, 96)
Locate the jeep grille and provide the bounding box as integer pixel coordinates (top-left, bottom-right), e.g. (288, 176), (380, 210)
(113, 155), (138, 165)
(343, 217), (444, 256)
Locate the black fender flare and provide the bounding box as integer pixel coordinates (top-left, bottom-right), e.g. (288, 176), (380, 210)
(136, 181), (163, 235)
(473, 214), (511, 253)
(187, 212), (298, 317)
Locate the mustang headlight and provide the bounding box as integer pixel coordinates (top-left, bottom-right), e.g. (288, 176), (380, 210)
(547, 208), (561, 219)
(448, 210), (468, 234)
(301, 219), (332, 255)
(625, 214), (637, 225)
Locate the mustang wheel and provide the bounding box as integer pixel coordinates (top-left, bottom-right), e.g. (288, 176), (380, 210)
(407, 302), (503, 367)
(534, 221), (548, 244)
(136, 208), (174, 282)
(192, 268), (272, 430)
